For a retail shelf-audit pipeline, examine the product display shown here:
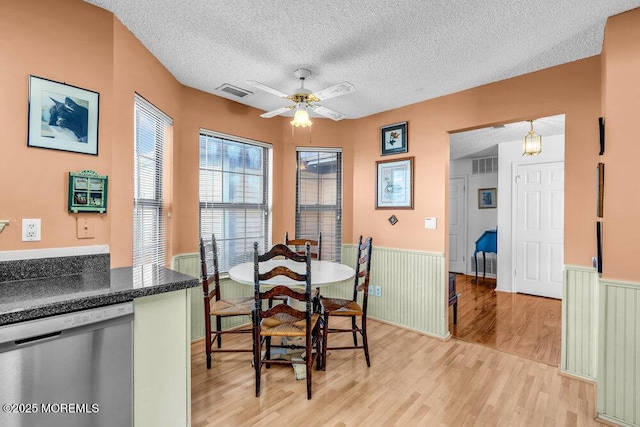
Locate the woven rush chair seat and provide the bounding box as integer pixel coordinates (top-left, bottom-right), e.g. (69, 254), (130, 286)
(211, 298), (254, 316)
(261, 312), (320, 336)
(319, 298), (362, 316)
(200, 235), (253, 369)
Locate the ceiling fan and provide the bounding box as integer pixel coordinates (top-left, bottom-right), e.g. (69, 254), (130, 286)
(247, 69), (355, 123)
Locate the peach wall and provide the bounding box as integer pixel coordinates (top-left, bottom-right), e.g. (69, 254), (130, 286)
(0, 0), (114, 252)
(601, 8), (640, 281)
(351, 58), (601, 267)
(174, 86), (285, 255)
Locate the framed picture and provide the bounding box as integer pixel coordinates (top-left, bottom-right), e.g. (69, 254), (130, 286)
(376, 157), (414, 209)
(478, 188), (497, 209)
(28, 75), (99, 155)
(597, 163), (604, 217)
(68, 170), (108, 213)
(381, 122), (408, 156)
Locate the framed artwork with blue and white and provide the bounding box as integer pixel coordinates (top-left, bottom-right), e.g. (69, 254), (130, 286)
(28, 75), (99, 155)
(478, 188), (497, 209)
(380, 121), (408, 156)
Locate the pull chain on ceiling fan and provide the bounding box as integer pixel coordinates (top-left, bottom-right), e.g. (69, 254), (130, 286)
(247, 68), (355, 125)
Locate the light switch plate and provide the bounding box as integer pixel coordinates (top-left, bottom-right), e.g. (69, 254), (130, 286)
(77, 217), (96, 239)
(424, 217), (437, 229)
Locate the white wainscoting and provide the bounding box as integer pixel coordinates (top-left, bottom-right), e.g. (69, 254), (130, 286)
(171, 253), (252, 341)
(321, 244), (449, 340)
(561, 265), (598, 381)
(597, 278), (640, 427)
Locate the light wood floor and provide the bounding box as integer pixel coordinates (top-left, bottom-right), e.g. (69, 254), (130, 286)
(449, 274), (562, 367)
(192, 317), (600, 426)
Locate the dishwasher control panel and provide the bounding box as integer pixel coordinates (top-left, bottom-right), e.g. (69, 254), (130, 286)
(67, 303), (134, 327)
(0, 302), (134, 346)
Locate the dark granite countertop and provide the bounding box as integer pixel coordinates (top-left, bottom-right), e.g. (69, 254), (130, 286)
(0, 265), (199, 326)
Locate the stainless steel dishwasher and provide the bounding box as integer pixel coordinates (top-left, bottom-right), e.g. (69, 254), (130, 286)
(0, 302), (134, 427)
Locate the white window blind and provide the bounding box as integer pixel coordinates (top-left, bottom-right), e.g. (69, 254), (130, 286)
(199, 130), (271, 272)
(295, 148), (342, 262)
(133, 94), (172, 267)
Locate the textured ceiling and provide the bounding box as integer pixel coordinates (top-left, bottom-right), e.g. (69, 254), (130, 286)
(84, 0), (638, 141)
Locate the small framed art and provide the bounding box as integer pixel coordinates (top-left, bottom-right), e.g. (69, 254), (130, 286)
(376, 157), (414, 209)
(28, 75), (99, 155)
(381, 122), (408, 156)
(68, 170), (108, 213)
(478, 188), (497, 209)
(597, 163), (604, 218)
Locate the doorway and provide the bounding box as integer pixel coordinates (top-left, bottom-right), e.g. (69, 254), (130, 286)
(448, 114), (565, 364)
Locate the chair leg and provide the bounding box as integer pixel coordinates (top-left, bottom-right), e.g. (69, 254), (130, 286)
(351, 316), (358, 346)
(361, 315), (371, 367)
(216, 316), (222, 348)
(205, 321), (212, 370)
(265, 336), (271, 369)
(315, 320), (324, 371)
(253, 314), (261, 397)
(322, 312), (329, 371)
(306, 335), (313, 400)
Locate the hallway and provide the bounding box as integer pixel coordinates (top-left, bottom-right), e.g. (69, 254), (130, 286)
(449, 274), (562, 366)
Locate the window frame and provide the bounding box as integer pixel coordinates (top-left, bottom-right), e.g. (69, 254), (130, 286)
(199, 130), (272, 273)
(133, 94), (172, 268)
(295, 148), (343, 262)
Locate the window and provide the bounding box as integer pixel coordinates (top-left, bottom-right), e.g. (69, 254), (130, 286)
(199, 131), (271, 272)
(133, 94), (172, 267)
(296, 148), (342, 262)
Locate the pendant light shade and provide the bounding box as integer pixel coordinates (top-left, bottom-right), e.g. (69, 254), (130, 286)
(523, 120), (542, 156)
(290, 104), (312, 128)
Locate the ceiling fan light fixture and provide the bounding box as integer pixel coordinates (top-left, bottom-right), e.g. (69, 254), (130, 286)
(291, 105), (312, 128)
(523, 120), (542, 156)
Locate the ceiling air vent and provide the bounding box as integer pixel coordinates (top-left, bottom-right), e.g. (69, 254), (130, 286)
(216, 84), (252, 98)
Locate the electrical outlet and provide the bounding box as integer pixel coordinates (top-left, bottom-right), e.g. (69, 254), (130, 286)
(22, 219), (41, 242)
(375, 286), (381, 297)
(368, 285), (374, 296)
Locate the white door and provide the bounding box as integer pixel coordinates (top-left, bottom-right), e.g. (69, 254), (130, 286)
(449, 176), (466, 273)
(515, 162), (564, 299)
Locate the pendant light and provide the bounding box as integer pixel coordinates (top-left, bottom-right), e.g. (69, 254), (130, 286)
(523, 120), (542, 156)
(290, 103), (313, 128)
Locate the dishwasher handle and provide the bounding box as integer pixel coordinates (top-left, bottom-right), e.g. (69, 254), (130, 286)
(15, 330), (62, 345)
(0, 302), (134, 349)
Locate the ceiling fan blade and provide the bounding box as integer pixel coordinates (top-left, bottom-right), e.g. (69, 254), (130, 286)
(311, 105), (346, 121)
(260, 106), (293, 118)
(311, 82), (355, 101)
(246, 80), (290, 98)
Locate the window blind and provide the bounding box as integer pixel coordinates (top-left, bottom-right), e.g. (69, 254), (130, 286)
(295, 148), (342, 262)
(133, 94), (172, 267)
(199, 130), (271, 272)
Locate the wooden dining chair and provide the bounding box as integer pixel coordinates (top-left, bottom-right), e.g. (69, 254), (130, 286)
(320, 235), (373, 369)
(285, 231), (322, 260)
(200, 235), (253, 369)
(252, 242), (323, 400)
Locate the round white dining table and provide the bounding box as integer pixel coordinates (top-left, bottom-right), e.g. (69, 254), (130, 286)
(228, 259), (355, 288)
